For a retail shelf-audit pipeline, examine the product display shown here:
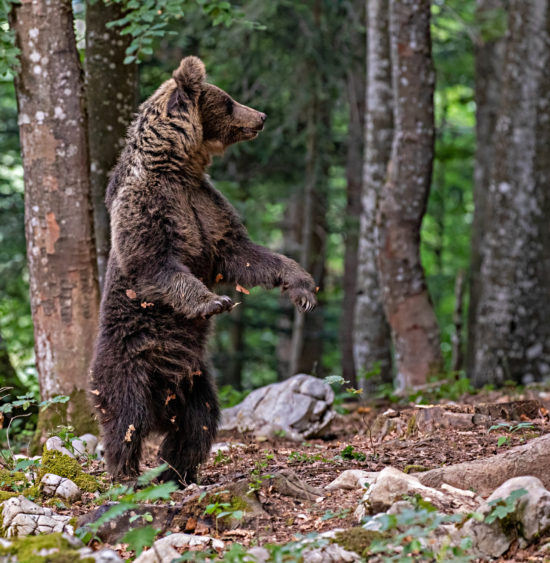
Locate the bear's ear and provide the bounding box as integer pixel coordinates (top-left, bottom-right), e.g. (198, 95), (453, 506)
(173, 56), (206, 98)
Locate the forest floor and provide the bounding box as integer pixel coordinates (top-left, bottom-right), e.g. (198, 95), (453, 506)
(16, 385), (550, 562)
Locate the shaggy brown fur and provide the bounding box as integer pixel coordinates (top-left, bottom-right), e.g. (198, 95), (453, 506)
(90, 56), (317, 485)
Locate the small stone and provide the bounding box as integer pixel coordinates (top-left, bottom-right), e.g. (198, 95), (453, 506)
(45, 436), (75, 459)
(41, 473), (82, 501)
(325, 470), (379, 491)
(133, 533), (224, 563)
(72, 433), (98, 456)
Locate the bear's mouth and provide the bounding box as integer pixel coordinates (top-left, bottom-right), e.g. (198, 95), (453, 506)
(239, 125), (264, 135)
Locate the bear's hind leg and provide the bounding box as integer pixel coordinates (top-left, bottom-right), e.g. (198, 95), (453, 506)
(158, 371), (220, 485)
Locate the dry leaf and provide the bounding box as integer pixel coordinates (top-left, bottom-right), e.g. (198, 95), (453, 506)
(140, 301), (154, 308)
(126, 289), (137, 299)
(236, 283), (250, 295)
(315, 286), (320, 293)
(124, 424), (136, 442)
(202, 425), (208, 431)
(215, 273), (223, 283)
(191, 370), (202, 376)
(170, 416), (176, 424)
(185, 517), (197, 532)
(165, 393), (176, 405)
(246, 262), (250, 267)
(90, 389), (100, 396)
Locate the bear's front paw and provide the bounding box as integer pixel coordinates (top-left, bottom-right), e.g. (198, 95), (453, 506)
(288, 286), (317, 313)
(194, 295), (234, 319)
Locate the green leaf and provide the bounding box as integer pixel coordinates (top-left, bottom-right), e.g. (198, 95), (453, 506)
(324, 375), (347, 386)
(497, 436), (508, 447)
(122, 525), (160, 556)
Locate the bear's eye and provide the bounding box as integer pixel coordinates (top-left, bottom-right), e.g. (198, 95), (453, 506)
(225, 98), (234, 116)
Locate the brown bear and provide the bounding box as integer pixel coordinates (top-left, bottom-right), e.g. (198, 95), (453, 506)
(90, 56), (317, 485)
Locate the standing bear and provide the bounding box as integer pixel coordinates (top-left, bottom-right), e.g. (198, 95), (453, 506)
(90, 56), (317, 485)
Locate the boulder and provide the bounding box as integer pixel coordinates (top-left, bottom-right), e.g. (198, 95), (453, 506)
(462, 475), (550, 559)
(72, 433), (99, 457)
(1, 496), (74, 537)
(45, 436), (75, 459)
(220, 374), (335, 440)
(41, 473), (82, 501)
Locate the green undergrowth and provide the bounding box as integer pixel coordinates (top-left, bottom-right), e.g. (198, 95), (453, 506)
(0, 532), (94, 563)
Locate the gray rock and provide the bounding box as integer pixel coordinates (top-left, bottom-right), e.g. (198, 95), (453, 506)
(354, 467), (477, 521)
(303, 543), (361, 562)
(462, 475), (550, 558)
(221, 374), (335, 440)
(78, 547), (123, 562)
(41, 473), (82, 501)
(325, 470), (379, 491)
(72, 433), (99, 456)
(45, 436), (75, 458)
(133, 533), (224, 563)
(1, 496), (74, 537)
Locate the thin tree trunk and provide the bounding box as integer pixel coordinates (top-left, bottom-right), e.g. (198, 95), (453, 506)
(466, 0), (506, 377)
(0, 331), (22, 394)
(340, 68), (365, 389)
(288, 99), (328, 377)
(377, 0), (442, 391)
(11, 0), (100, 436)
(472, 0), (550, 386)
(354, 0), (393, 392)
(86, 1), (138, 291)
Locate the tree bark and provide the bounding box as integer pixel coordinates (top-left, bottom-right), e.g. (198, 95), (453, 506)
(466, 0), (506, 377)
(377, 0), (442, 391)
(85, 1), (138, 291)
(288, 98), (328, 377)
(11, 0), (100, 435)
(471, 0), (550, 386)
(353, 0), (393, 393)
(340, 9), (365, 390)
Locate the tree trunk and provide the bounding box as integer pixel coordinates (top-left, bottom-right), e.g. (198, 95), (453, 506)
(0, 331), (22, 395)
(85, 1), (138, 291)
(11, 0), (100, 436)
(466, 0), (506, 377)
(471, 0), (550, 386)
(340, 17), (365, 390)
(353, 0), (393, 393)
(377, 0), (442, 391)
(288, 99), (328, 377)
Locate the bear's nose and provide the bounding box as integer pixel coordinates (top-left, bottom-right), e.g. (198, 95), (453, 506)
(259, 112), (267, 123)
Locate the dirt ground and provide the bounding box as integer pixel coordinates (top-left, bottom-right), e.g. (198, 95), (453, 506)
(62, 389), (550, 561)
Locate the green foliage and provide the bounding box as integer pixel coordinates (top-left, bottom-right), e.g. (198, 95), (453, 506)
(105, 0), (262, 63)
(76, 464), (178, 544)
(287, 450), (330, 464)
(121, 524), (160, 557)
(340, 445), (366, 462)
(0, 0), (19, 78)
(218, 384), (249, 409)
(485, 488), (527, 525)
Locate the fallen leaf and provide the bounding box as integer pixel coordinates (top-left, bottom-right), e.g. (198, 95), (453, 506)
(165, 393), (176, 406)
(185, 517), (197, 532)
(215, 273), (223, 283)
(236, 283), (250, 295)
(90, 389), (100, 396)
(140, 301), (154, 308)
(202, 426), (208, 431)
(195, 521), (209, 535)
(191, 370), (202, 376)
(246, 262), (250, 267)
(124, 424), (136, 442)
(170, 416), (176, 424)
(126, 289), (137, 299)
(315, 286), (320, 293)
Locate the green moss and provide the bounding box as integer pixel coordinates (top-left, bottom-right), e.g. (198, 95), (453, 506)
(332, 526), (389, 558)
(403, 464), (429, 474)
(0, 532), (94, 563)
(31, 389), (99, 455)
(73, 473), (100, 493)
(0, 491), (17, 501)
(38, 450), (100, 493)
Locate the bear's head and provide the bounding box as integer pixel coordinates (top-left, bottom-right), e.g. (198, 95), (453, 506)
(171, 56), (267, 154)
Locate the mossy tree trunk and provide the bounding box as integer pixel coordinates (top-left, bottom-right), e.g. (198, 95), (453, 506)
(11, 0), (100, 440)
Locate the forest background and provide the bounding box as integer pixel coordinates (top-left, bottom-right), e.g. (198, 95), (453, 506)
(1, 0), (538, 439)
